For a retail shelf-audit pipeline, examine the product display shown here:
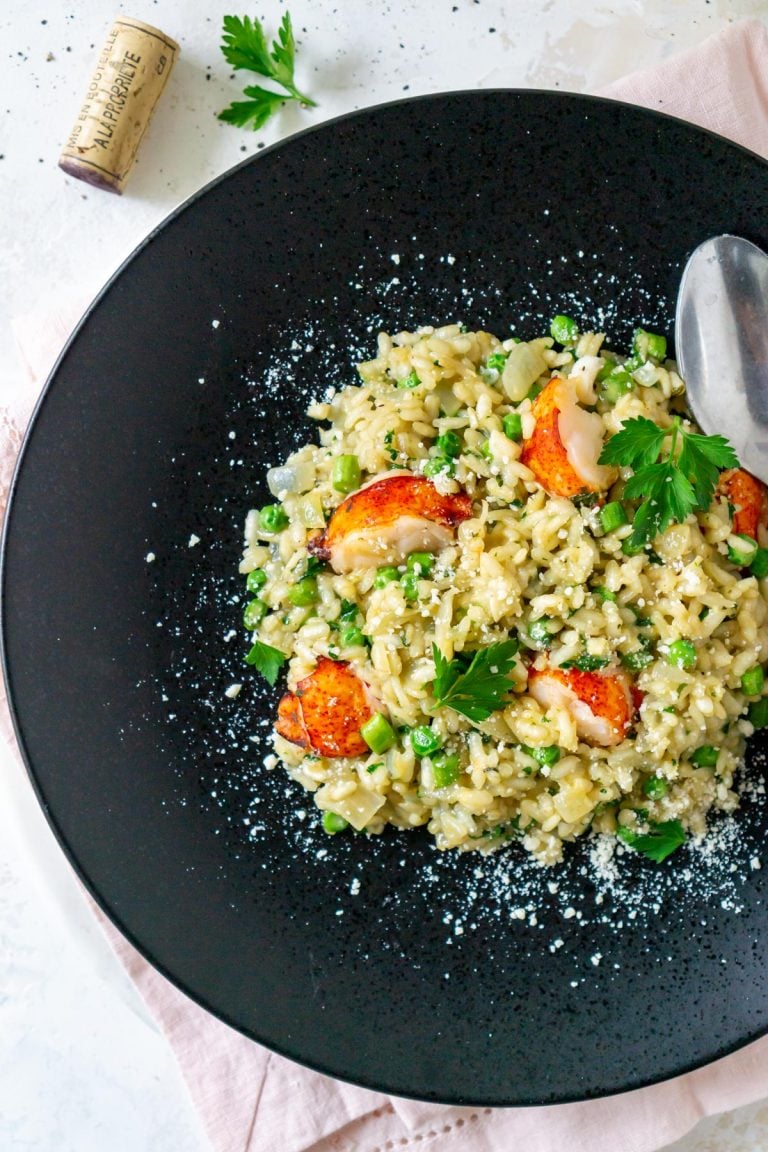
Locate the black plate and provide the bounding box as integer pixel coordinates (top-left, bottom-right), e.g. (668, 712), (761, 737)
(4, 91), (768, 1107)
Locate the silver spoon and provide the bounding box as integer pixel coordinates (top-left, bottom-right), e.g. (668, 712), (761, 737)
(676, 234), (768, 484)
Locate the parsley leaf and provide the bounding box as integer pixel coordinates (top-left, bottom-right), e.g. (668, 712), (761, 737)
(218, 86), (287, 131)
(678, 431), (736, 510)
(598, 416), (739, 549)
(559, 654), (611, 672)
(221, 14), (273, 74)
(599, 416), (667, 470)
(617, 818), (685, 862)
(218, 12), (316, 132)
(245, 640), (287, 685)
(432, 639), (519, 723)
(572, 491), (600, 508)
(269, 10), (299, 92)
(622, 459), (696, 548)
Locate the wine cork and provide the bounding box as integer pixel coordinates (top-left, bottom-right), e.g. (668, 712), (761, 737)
(59, 17), (179, 194)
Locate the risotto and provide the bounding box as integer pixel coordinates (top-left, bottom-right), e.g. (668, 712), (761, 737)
(238, 319), (768, 865)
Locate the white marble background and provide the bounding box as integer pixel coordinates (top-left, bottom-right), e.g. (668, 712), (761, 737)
(3, 1), (768, 1148)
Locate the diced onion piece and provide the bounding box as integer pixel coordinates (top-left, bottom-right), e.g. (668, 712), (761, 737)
(316, 786), (385, 831)
(501, 342), (548, 402)
(296, 490), (326, 528)
(267, 461), (316, 497)
(434, 381), (463, 416)
(633, 361), (659, 388)
(244, 508), (261, 547)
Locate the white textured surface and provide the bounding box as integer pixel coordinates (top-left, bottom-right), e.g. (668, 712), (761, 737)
(3, 1), (768, 1149)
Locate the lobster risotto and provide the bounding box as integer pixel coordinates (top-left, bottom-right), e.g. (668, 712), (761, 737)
(237, 319), (768, 865)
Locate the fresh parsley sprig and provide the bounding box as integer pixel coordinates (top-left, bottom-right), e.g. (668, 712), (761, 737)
(246, 639), (287, 685)
(218, 13), (317, 132)
(617, 818), (685, 862)
(598, 416), (738, 550)
(431, 639), (519, 723)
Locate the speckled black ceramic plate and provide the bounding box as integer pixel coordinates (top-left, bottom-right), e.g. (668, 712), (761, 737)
(5, 91), (768, 1106)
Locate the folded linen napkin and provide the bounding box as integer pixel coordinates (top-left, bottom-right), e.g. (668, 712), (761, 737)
(5, 17), (768, 1152)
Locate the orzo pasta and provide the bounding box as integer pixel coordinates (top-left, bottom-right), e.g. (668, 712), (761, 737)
(238, 319), (768, 865)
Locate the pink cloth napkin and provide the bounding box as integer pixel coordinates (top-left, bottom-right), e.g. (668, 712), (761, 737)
(6, 17), (768, 1152)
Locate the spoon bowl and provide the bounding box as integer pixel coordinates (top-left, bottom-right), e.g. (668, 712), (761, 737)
(676, 234), (768, 483)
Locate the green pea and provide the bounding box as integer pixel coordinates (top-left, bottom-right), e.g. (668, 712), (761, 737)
(741, 666), (765, 697)
(643, 776), (669, 799)
(374, 566), (400, 589)
(667, 639), (697, 671)
(243, 598), (268, 628)
(436, 430), (462, 458)
(258, 504), (289, 533)
(406, 551), (434, 576)
(690, 745), (718, 767)
(401, 570), (421, 602)
(322, 811), (349, 834)
(287, 576), (319, 606)
(246, 569), (267, 593)
(423, 455), (455, 478)
(502, 412), (523, 441)
(550, 314), (579, 346)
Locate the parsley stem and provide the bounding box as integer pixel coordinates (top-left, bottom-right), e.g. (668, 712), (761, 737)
(284, 83), (317, 107)
(668, 416), (681, 461)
